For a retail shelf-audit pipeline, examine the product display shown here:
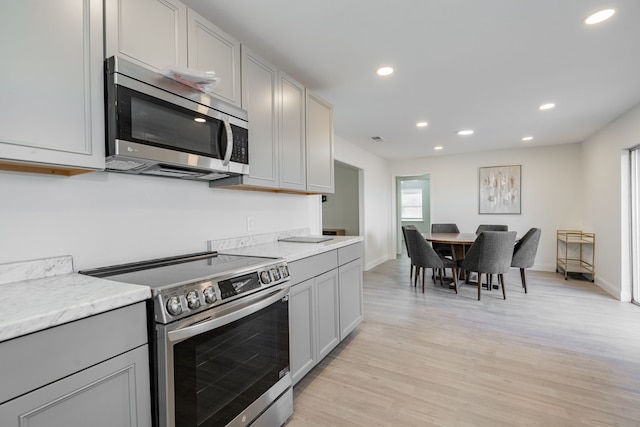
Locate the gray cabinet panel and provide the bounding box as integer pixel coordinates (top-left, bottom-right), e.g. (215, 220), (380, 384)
(339, 258), (364, 340)
(316, 269), (340, 359)
(305, 91), (334, 193)
(289, 279), (316, 385)
(338, 242), (363, 266)
(0, 0), (105, 170)
(241, 47), (279, 187)
(0, 302), (147, 404)
(0, 345), (151, 427)
(287, 250), (337, 285)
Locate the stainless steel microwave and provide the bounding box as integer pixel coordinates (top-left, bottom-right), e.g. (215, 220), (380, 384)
(104, 56), (249, 181)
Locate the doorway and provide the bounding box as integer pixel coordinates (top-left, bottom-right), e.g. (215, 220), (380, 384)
(322, 161), (362, 236)
(396, 175), (431, 255)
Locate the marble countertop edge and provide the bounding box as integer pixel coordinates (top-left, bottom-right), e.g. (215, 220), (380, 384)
(218, 235), (364, 262)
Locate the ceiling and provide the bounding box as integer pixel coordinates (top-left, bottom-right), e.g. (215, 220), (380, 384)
(182, 0), (640, 161)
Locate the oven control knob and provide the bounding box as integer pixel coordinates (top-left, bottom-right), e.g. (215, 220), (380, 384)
(203, 286), (217, 304)
(271, 268), (281, 281)
(166, 296), (183, 316)
(280, 265), (289, 278)
(260, 270), (271, 284)
(186, 290), (201, 309)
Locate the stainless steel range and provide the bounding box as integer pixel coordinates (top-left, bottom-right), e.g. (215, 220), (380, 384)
(80, 251), (292, 427)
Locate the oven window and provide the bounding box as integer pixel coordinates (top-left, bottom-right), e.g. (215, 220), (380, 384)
(173, 298), (289, 427)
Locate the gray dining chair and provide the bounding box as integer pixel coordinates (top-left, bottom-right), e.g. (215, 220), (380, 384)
(473, 224), (508, 287)
(511, 228), (542, 293)
(430, 223), (459, 258)
(401, 225), (418, 282)
(461, 231), (516, 300)
(405, 228), (459, 293)
(475, 224), (508, 233)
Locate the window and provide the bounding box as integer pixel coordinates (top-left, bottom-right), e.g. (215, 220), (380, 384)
(401, 188), (423, 221)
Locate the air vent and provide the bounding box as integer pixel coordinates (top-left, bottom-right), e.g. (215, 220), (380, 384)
(370, 136), (384, 143)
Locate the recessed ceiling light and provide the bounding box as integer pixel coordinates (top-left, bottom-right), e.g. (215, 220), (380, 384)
(584, 9), (615, 25)
(376, 66), (394, 76)
(194, 117), (206, 123)
(457, 130), (474, 136)
(416, 121), (428, 128)
(539, 103), (555, 110)
(522, 136), (534, 142)
(434, 146), (443, 150)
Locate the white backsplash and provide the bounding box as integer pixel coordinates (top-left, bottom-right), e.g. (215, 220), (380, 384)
(207, 228), (310, 251)
(0, 255), (73, 286)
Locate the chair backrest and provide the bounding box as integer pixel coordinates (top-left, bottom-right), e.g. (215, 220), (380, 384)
(401, 225), (417, 258)
(431, 223), (460, 233)
(511, 228), (541, 268)
(462, 231), (516, 274)
(475, 224), (508, 234)
(405, 228), (444, 269)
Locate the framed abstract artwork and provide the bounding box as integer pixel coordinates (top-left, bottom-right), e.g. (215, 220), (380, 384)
(478, 165), (521, 214)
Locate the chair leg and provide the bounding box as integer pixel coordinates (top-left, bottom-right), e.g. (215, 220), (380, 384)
(422, 267), (426, 293)
(500, 274), (506, 299)
(439, 268), (444, 287)
(414, 267), (418, 287)
(452, 268), (458, 294)
(477, 273), (482, 300)
(520, 268), (528, 293)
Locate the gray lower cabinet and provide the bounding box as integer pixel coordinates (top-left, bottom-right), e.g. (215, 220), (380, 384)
(289, 242), (363, 385)
(338, 257), (364, 340)
(0, 302), (151, 427)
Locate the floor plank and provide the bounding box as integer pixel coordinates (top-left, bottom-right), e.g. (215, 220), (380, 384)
(285, 256), (640, 426)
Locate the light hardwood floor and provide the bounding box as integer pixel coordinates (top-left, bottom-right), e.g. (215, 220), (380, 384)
(285, 256), (640, 426)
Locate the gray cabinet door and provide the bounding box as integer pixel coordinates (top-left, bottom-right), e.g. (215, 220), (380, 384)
(0, 0), (105, 170)
(315, 269), (340, 359)
(241, 47), (279, 188)
(339, 258), (364, 340)
(290, 279), (317, 385)
(0, 345), (151, 427)
(305, 91), (334, 193)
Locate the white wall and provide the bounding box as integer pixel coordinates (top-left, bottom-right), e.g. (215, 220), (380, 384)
(334, 136), (392, 270)
(0, 170), (316, 270)
(322, 162), (359, 236)
(582, 102), (640, 301)
(389, 143), (584, 273)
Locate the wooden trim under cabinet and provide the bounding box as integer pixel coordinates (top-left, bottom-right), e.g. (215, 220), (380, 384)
(0, 160), (95, 177)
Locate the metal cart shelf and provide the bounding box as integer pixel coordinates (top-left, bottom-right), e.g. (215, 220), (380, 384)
(556, 230), (595, 281)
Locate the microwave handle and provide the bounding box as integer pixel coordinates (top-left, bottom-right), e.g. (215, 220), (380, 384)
(222, 115), (233, 166)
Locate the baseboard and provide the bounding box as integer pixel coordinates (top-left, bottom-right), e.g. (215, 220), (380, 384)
(365, 255), (388, 271)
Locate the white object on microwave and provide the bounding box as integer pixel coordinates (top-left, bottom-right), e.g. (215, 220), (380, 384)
(161, 66), (220, 94)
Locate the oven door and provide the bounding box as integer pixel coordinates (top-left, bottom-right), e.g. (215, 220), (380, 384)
(156, 283), (291, 427)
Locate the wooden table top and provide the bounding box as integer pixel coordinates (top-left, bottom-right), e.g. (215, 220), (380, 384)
(423, 232), (478, 244)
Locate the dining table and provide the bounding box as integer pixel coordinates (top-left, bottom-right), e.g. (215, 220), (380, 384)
(423, 232), (478, 260)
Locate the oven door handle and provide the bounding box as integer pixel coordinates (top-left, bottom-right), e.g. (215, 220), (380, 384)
(167, 284), (290, 344)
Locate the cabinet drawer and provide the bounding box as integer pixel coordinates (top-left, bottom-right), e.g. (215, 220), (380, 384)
(288, 250), (338, 285)
(0, 302), (148, 404)
(338, 242), (363, 266)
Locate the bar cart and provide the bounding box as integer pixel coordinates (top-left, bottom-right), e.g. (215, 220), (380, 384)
(556, 230), (595, 281)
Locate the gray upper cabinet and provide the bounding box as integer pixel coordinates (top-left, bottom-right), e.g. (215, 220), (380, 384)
(105, 0), (188, 71)
(106, 0), (241, 107)
(240, 47), (279, 188)
(187, 8), (241, 107)
(0, 0), (105, 172)
(306, 92), (335, 193)
(279, 71), (307, 192)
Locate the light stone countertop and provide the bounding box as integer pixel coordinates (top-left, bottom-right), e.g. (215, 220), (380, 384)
(0, 256), (150, 343)
(0, 232), (361, 343)
(216, 235), (364, 262)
